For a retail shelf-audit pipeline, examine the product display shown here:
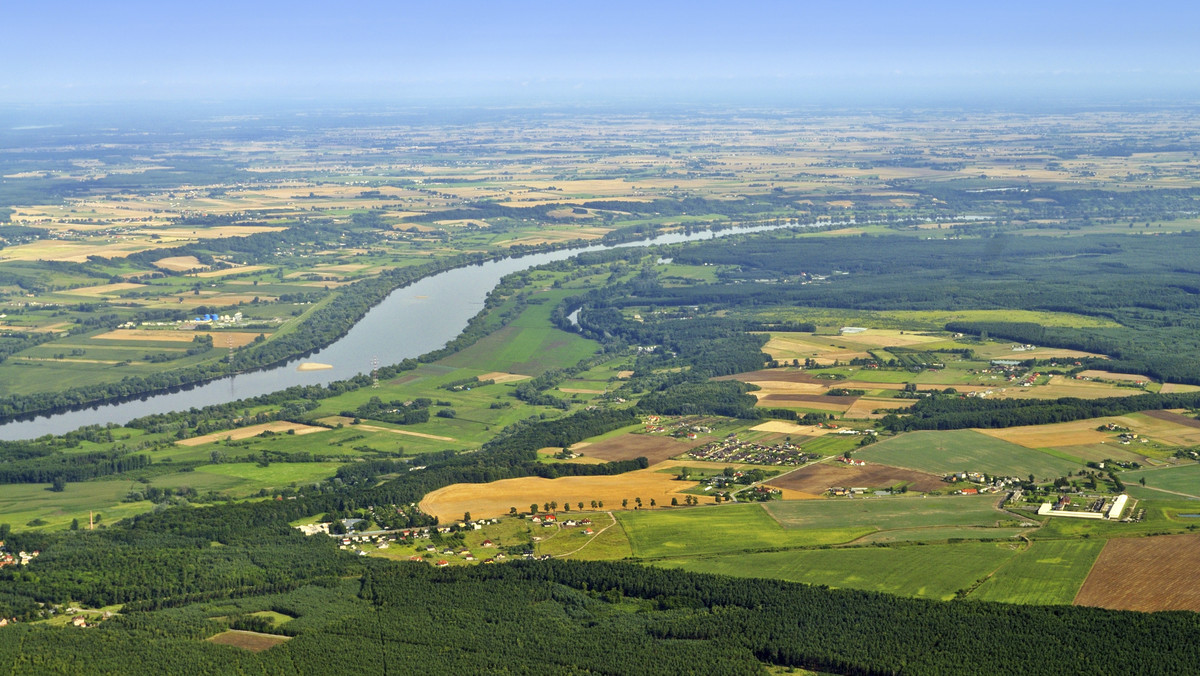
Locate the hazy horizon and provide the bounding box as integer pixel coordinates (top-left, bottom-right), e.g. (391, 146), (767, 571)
(4, 1), (1199, 107)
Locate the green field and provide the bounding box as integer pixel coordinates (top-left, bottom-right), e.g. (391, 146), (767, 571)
(1123, 464), (1200, 498)
(655, 541), (1019, 600)
(0, 481), (155, 531)
(616, 503), (872, 558)
(969, 539), (1105, 604)
(194, 462), (343, 493)
(762, 494), (1014, 532)
(439, 291), (599, 375)
(857, 429), (1081, 479)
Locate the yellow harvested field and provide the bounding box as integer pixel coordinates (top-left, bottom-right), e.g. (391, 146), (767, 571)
(16, 357), (126, 365)
(1160, 383), (1200, 394)
(92, 330), (264, 348)
(1077, 370), (1151, 383)
(176, 422), (326, 446)
(318, 416), (456, 441)
(0, 322), (70, 333)
(762, 335), (870, 362)
(975, 419), (1115, 449)
(154, 256), (207, 271)
(479, 372), (532, 384)
(419, 467), (691, 520)
(844, 398), (917, 419)
(314, 263), (371, 273)
(749, 421), (834, 436)
(166, 294), (275, 308)
(61, 282), (145, 296)
(194, 265), (269, 278)
(774, 487), (825, 500)
(739, 380), (828, 395)
(150, 226), (287, 239)
(998, 375), (1137, 400)
(502, 230), (607, 246)
(752, 395), (849, 413)
(617, 371), (634, 379)
(1127, 411), (1200, 446)
(0, 240), (152, 263)
(833, 330), (946, 348)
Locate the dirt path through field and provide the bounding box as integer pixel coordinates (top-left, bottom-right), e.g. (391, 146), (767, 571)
(555, 512), (619, 558)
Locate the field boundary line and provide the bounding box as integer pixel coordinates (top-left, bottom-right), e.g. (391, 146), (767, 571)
(1071, 537), (1112, 605)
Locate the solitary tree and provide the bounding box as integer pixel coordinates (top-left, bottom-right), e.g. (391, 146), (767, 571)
(622, 499), (628, 508)
(531, 503), (539, 515)
(578, 502), (584, 511)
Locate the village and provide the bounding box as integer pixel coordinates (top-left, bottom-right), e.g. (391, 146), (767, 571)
(686, 433), (821, 466)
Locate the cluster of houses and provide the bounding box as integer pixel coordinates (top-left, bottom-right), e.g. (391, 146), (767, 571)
(66, 610), (115, 629)
(745, 485), (782, 501)
(0, 542), (38, 569)
(687, 435), (818, 466)
(642, 415), (712, 441)
(531, 515), (595, 534)
(827, 487), (872, 497)
(943, 471), (1021, 494)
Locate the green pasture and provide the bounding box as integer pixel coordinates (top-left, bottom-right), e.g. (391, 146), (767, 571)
(194, 462), (343, 494)
(616, 503), (873, 558)
(655, 541), (1019, 601)
(762, 494), (1011, 531)
(438, 318), (598, 376)
(1123, 463), (1200, 498)
(856, 526), (1030, 544)
(969, 539), (1104, 605)
(0, 481), (155, 532)
(856, 429), (1081, 478)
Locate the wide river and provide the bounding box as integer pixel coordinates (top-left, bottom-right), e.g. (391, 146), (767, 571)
(0, 223), (803, 440)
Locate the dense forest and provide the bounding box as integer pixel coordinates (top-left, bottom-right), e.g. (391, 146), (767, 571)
(572, 232), (1200, 384)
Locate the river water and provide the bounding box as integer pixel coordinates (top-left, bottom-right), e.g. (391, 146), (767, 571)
(0, 223), (804, 439)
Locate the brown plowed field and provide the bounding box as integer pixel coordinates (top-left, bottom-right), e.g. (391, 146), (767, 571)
(767, 462), (945, 494)
(758, 393), (858, 406)
(754, 395), (852, 412)
(1141, 409), (1200, 430)
(1075, 534), (1200, 612)
(845, 398), (916, 419)
(573, 434), (704, 465)
(208, 630), (290, 652)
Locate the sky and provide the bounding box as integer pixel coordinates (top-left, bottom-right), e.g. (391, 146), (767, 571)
(3, 0), (1199, 105)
